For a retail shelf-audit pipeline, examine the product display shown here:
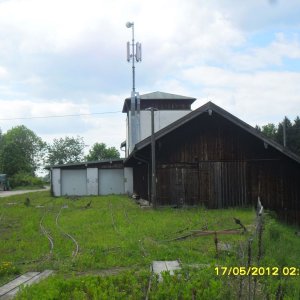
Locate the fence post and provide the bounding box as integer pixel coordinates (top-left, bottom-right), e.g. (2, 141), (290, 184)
(253, 197), (264, 299)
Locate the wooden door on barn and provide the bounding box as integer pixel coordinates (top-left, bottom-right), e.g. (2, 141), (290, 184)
(156, 166), (171, 205)
(215, 161), (248, 208)
(157, 166), (185, 206)
(184, 167), (210, 206)
(157, 165), (210, 206)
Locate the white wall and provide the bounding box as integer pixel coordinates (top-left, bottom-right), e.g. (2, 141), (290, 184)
(61, 169), (87, 196)
(99, 169), (125, 195)
(52, 167), (128, 197)
(87, 168), (98, 195)
(140, 110), (189, 140)
(124, 167), (133, 195)
(126, 110), (190, 156)
(52, 168), (61, 196)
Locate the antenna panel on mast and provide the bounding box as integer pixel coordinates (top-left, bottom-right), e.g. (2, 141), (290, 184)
(127, 42), (131, 62)
(136, 42), (142, 62)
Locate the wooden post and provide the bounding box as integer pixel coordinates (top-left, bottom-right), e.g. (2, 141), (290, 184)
(214, 231), (218, 257)
(247, 239), (252, 300)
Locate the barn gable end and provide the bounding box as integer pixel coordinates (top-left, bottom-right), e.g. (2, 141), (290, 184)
(125, 102), (300, 224)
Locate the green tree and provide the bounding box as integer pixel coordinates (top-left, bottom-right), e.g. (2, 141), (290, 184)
(46, 136), (85, 165)
(261, 123), (277, 139)
(258, 116), (300, 157)
(276, 117), (293, 147)
(85, 142), (120, 161)
(0, 128), (2, 173)
(288, 116), (300, 155)
(0, 125), (46, 176)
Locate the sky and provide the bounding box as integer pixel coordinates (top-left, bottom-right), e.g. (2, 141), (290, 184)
(0, 0), (300, 156)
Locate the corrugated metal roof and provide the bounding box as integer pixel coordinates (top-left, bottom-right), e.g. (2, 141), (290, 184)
(125, 91), (196, 100)
(45, 158), (124, 169)
(122, 91), (196, 113)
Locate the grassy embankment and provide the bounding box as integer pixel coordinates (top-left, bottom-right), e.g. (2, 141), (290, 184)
(0, 191), (299, 299)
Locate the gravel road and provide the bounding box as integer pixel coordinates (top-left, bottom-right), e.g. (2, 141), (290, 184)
(0, 187), (50, 197)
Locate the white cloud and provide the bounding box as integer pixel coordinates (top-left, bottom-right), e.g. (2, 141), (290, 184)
(228, 33), (300, 71)
(0, 95), (126, 152)
(208, 0), (300, 31)
(0, 0), (300, 152)
(0, 99), (89, 132)
(0, 66), (8, 78)
(0, 0), (103, 52)
(184, 66), (300, 125)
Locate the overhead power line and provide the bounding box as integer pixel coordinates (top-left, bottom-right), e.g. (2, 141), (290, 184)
(0, 111), (122, 121)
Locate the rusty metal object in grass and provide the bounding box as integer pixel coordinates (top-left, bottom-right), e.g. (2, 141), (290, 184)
(84, 200), (92, 209)
(191, 229), (242, 236)
(164, 228), (242, 242)
(233, 217), (247, 233)
(214, 231), (219, 257)
(24, 197), (30, 207)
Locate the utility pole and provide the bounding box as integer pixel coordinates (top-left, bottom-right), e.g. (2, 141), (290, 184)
(146, 107), (157, 208)
(151, 107), (156, 208)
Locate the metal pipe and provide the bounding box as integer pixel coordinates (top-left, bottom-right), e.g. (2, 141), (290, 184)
(145, 107), (158, 208)
(150, 107), (156, 208)
(131, 24), (135, 92)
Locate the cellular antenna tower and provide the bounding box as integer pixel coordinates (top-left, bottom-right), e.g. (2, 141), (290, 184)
(126, 21), (142, 92)
(126, 21), (142, 153)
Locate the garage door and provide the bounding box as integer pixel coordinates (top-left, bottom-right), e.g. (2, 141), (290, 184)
(61, 169), (87, 196)
(99, 169), (124, 195)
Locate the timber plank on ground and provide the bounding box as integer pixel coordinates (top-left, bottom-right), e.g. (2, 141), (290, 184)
(0, 270), (53, 299)
(152, 260), (181, 281)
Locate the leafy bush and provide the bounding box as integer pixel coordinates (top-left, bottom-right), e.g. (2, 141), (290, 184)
(0, 261), (20, 277)
(9, 172), (44, 188)
(16, 271), (149, 300)
(15, 268), (234, 300)
(149, 268), (232, 300)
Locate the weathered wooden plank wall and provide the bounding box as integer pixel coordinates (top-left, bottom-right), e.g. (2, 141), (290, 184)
(133, 163), (149, 200)
(155, 161), (248, 208)
(131, 111), (300, 225)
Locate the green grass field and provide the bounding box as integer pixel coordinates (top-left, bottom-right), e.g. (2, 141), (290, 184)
(0, 191), (300, 299)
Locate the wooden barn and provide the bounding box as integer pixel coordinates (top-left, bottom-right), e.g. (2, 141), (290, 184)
(125, 101), (300, 224)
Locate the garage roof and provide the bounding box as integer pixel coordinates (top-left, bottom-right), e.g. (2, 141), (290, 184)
(45, 158), (124, 169)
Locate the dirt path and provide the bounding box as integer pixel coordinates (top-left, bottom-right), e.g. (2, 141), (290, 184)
(0, 187), (50, 198)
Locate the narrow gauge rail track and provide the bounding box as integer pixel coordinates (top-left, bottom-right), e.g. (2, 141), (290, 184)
(108, 201), (120, 234)
(39, 211), (54, 257)
(121, 203), (132, 224)
(55, 206), (79, 258)
(109, 200), (149, 257)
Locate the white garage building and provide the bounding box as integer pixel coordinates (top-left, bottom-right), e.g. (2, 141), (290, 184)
(49, 159), (133, 197)
(48, 92), (196, 197)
